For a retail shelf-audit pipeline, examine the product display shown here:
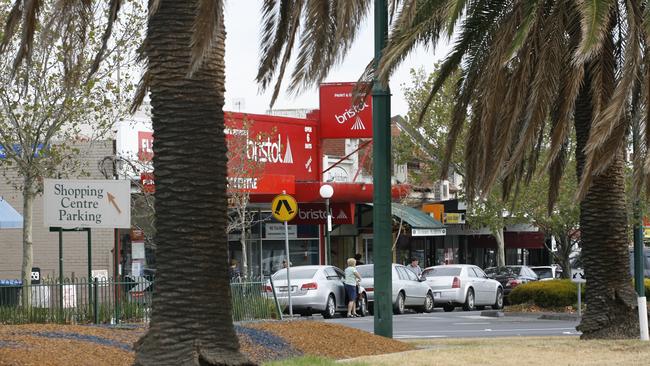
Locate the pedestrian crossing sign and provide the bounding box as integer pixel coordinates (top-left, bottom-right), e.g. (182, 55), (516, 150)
(271, 194), (298, 222)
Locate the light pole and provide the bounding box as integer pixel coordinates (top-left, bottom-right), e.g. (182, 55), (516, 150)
(319, 184), (334, 265)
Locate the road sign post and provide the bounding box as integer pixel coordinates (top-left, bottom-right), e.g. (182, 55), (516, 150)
(271, 192), (298, 319)
(571, 268), (586, 317)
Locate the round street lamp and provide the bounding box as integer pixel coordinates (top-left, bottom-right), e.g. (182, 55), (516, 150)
(319, 184), (334, 265)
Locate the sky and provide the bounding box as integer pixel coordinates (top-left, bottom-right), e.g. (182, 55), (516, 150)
(223, 1), (451, 117)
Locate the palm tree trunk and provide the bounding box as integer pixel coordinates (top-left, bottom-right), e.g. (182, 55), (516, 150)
(134, 1), (252, 364)
(574, 68), (638, 339)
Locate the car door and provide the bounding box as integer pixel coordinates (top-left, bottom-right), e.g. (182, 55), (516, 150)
(403, 265), (426, 304)
(395, 266), (416, 306)
(328, 267), (346, 310)
(471, 266), (491, 305)
(466, 267), (484, 304)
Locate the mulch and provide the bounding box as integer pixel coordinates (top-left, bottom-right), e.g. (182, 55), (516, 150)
(0, 320), (411, 365)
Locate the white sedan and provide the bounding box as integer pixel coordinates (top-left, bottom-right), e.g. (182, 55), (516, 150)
(422, 264), (504, 312)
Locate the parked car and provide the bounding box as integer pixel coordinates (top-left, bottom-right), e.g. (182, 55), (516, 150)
(421, 265), (504, 312)
(628, 249), (650, 278)
(530, 265), (563, 281)
(267, 265), (368, 318)
(484, 265), (538, 299)
(356, 263), (435, 314)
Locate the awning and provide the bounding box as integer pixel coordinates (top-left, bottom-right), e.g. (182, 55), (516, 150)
(0, 197), (23, 229)
(366, 203), (446, 236)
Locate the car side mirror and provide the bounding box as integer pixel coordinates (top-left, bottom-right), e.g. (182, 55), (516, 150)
(418, 277), (426, 282)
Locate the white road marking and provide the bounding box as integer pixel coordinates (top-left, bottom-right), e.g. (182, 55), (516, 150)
(454, 322), (491, 325)
(395, 335), (447, 339)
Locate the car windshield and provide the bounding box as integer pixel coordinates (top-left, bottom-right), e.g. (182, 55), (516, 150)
(422, 267), (461, 277)
(532, 267), (553, 279)
(484, 267), (519, 277)
(356, 265), (373, 278)
(272, 268), (318, 280)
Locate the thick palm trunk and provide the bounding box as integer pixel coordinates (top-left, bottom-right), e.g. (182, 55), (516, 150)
(574, 69), (638, 339)
(134, 1), (252, 364)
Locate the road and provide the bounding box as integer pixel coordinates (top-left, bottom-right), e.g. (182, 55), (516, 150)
(320, 310), (581, 339)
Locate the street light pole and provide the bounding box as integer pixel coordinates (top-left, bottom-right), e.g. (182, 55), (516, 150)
(373, 0), (393, 338)
(320, 184), (334, 265)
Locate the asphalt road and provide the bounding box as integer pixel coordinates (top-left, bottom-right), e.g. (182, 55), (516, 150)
(320, 309), (581, 339)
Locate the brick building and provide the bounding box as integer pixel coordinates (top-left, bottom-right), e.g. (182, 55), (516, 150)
(0, 141), (116, 280)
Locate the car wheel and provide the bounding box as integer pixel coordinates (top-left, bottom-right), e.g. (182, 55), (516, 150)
(394, 292), (406, 314)
(321, 294), (336, 319)
(443, 304), (455, 312)
(463, 288), (475, 311)
(421, 292), (434, 313)
(492, 288), (504, 310)
(357, 294), (368, 317)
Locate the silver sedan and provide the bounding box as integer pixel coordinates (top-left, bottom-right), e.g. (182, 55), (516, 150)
(356, 263), (434, 314)
(422, 264), (504, 312)
(268, 265), (368, 318)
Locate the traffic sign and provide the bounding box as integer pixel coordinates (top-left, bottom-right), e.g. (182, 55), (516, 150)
(571, 268), (586, 283)
(271, 193), (298, 222)
(43, 179), (131, 229)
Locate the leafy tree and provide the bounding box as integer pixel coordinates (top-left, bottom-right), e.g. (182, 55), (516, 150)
(0, 0), (141, 302)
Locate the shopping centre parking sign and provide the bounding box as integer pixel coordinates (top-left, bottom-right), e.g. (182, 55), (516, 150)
(43, 179), (131, 229)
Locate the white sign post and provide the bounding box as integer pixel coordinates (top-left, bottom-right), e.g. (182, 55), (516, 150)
(571, 268), (586, 317)
(44, 179), (131, 229)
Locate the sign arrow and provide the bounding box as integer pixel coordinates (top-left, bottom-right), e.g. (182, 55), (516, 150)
(107, 192), (122, 214)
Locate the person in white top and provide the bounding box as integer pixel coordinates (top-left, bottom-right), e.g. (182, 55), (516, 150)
(343, 257), (362, 317)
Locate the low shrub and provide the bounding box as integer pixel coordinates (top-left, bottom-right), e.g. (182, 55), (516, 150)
(509, 280), (582, 308)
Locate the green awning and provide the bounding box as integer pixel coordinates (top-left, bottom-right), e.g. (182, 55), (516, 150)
(366, 203), (446, 236)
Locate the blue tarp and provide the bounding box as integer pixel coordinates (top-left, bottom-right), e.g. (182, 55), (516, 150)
(0, 197), (23, 229)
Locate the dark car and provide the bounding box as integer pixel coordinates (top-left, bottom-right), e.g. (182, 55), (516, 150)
(484, 265), (538, 299)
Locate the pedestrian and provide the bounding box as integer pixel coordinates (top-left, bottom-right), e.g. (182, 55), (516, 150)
(406, 257), (422, 278)
(344, 257), (362, 317)
(229, 259), (241, 281)
(354, 253), (364, 265)
(282, 259), (292, 268)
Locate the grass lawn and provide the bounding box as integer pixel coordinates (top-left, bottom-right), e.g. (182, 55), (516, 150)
(338, 337), (650, 366)
(271, 337), (650, 366)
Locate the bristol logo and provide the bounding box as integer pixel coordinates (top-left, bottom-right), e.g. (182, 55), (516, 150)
(335, 102), (369, 131)
(246, 134), (293, 164)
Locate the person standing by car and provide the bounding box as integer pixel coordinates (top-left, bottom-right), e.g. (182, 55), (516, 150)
(344, 258), (362, 317)
(406, 257), (422, 278)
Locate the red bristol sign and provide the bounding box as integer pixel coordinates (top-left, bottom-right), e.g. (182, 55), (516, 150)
(319, 82), (373, 139)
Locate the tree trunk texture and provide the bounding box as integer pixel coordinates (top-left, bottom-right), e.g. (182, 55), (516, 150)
(494, 227), (505, 267)
(574, 68), (638, 339)
(134, 1), (253, 365)
(20, 175), (35, 306)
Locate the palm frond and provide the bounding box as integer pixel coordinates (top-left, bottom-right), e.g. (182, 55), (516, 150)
(444, 0), (468, 37)
(256, 0), (299, 90)
(12, 0), (42, 75)
(0, 0), (23, 54)
(88, 0), (122, 81)
(189, 0), (223, 77)
(574, 0), (616, 63)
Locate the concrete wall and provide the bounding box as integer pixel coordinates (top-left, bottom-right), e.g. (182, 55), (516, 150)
(0, 141), (116, 280)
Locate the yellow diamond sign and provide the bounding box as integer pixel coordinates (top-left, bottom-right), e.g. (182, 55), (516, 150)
(271, 194), (298, 222)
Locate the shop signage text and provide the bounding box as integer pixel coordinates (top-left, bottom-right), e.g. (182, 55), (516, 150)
(43, 179), (131, 229)
(319, 83), (373, 139)
(290, 203), (355, 225)
(411, 228), (446, 237)
(265, 223), (297, 239)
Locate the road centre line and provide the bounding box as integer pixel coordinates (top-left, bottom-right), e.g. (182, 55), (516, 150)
(453, 322), (491, 325)
(387, 327), (576, 333)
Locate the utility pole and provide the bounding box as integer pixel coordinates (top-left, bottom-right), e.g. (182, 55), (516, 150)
(373, 0), (393, 338)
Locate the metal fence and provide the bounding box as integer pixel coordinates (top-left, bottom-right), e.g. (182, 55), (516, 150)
(0, 276), (281, 324)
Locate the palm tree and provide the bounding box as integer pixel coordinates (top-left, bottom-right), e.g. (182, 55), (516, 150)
(132, 1), (251, 364)
(258, 1), (648, 339)
(2, 1), (252, 363)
